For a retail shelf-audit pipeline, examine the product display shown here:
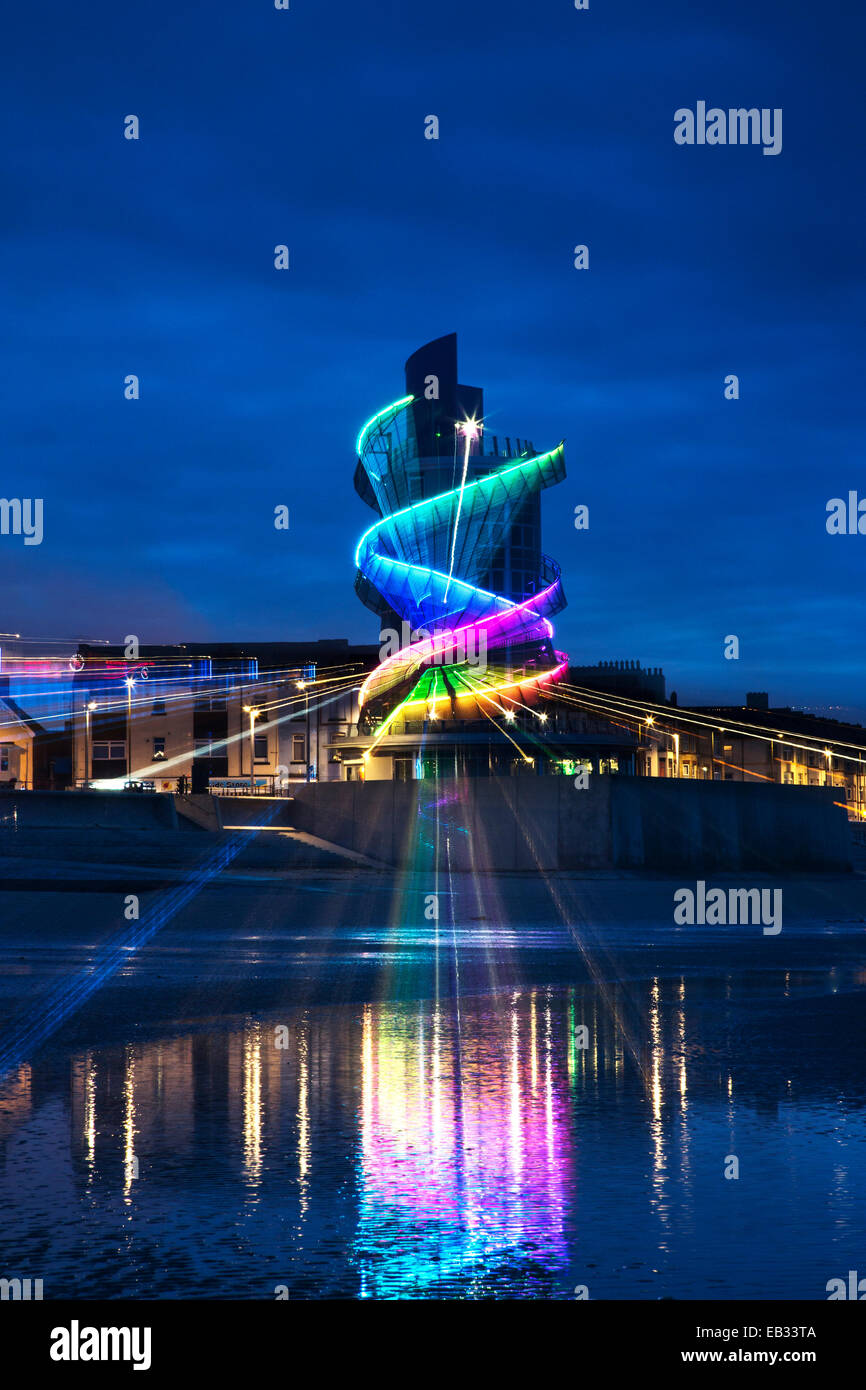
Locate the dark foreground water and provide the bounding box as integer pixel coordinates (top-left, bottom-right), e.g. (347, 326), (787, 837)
(0, 870), (865, 1299)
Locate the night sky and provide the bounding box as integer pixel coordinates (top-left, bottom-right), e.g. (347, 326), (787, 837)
(3, 0), (863, 713)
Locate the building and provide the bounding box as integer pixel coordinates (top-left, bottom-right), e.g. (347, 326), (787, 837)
(331, 332), (645, 779)
(0, 337), (664, 792)
(568, 660), (666, 705)
(0, 638), (378, 791)
(0, 637), (81, 790)
(685, 701), (866, 818)
(13, 338), (856, 805)
(555, 677), (866, 820)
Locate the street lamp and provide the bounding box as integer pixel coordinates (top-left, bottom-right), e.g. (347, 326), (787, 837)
(84, 701), (97, 790)
(296, 679), (310, 783)
(641, 716), (655, 776)
(125, 678), (135, 784)
(243, 705), (260, 792)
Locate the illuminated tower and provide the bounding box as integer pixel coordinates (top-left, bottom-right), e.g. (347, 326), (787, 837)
(353, 334), (568, 776)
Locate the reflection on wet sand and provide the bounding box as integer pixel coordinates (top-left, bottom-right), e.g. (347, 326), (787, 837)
(356, 991), (572, 1295)
(0, 970), (864, 1299)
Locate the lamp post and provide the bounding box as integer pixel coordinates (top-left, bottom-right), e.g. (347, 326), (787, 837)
(125, 678), (135, 784)
(644, 715), (655, 777)
(243, 705), (260, 792)
(84, 701), (97, 790)
(296, 680), (310, 783)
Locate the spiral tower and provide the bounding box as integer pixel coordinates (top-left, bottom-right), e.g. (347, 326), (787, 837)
(353, 336), (568, 754)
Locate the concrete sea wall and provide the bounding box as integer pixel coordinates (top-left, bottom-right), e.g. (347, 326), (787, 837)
(0, 780), (852, 873)
(0, 790), (179, 831)
(288, 778), (852, 873)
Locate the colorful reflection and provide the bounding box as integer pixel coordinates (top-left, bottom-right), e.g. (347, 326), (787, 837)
(2, 965), (866, 1299)
(355, 991), (572, 1295)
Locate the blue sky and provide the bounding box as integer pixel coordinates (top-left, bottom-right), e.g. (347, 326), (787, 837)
(2, 0), (863, 712)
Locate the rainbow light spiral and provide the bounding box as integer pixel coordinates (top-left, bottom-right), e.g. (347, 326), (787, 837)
(354, 395), (567, 722)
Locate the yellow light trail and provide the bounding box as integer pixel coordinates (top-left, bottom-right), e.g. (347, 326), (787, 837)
(555, 682), (866, 769)
(459, 678), (535, 765)
(559, 680), (864, 753)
